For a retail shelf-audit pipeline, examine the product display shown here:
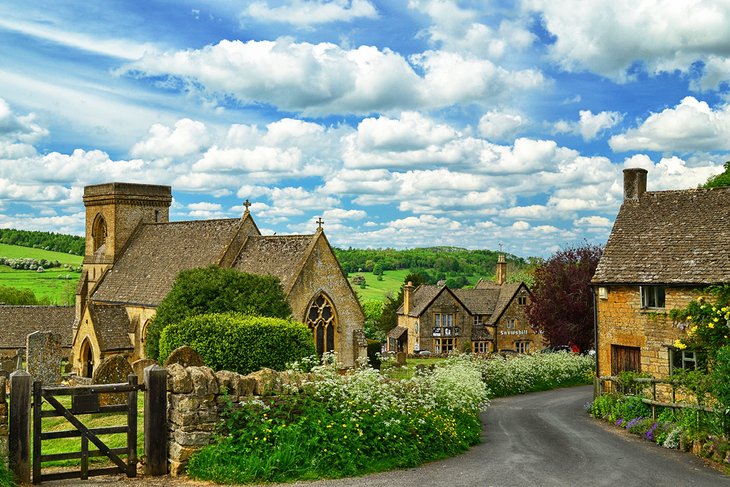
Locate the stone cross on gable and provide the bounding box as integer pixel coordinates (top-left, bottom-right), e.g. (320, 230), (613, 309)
(499, 242), (504, 253)
(316, 217), (324, 230)
(243, 199), (252, 212)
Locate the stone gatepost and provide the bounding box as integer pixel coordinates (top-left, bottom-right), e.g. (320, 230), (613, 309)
(26, 332), (62, 385)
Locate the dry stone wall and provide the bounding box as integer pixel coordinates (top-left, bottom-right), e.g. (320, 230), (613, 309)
(165, 364), (291, 476)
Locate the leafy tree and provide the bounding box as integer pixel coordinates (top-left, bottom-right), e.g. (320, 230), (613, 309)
(377, 271), (428, 336)
(362, 300), (385, 341)
(703, 161), (730, 189)
(0, 285), (49, 305)
(525, 244), (603, 351)
(145, 266), (292, 360)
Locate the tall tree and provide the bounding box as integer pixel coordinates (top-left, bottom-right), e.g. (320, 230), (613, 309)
(703, 160), (730, 189)
(526, 244), (603, 351)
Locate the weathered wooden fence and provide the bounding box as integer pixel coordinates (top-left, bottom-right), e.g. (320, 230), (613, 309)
(7, 365), (168, 483)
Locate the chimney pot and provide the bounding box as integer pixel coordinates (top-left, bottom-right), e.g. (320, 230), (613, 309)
(623, 168), (648, 201)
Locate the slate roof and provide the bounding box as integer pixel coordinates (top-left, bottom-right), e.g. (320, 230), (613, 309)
(593, 187), (730, 284)
(87, 303), (132, 352)
(233, 235), (315, 292)
(0, 306), (74, 349)
(398, 281), (524, 322)
(93, 219), (242, 306)
(387, 326), (407, 339)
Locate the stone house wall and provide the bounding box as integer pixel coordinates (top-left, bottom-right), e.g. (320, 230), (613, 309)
(495, 287), (543, 352)
(165, 364), (291, 476)
(596, 285), (704, 398)
(417, 292), (471, 353)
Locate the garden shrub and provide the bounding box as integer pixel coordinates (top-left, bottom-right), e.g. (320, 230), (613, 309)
(146, 266), (291, 360)
(159, 313), (315, 375)
(187, 354), (489, 484)
(0, 461), (15, 487)
(481, 351), (594, 397)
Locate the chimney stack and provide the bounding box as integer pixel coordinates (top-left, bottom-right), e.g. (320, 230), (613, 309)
(404, 281), (414, 315)
(495, 255), (507, 285)
(623, 168), (648, 201)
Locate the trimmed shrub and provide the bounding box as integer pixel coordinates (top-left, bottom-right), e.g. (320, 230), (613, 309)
(159, 313), (315, 374)
(145, 266), (292, 360)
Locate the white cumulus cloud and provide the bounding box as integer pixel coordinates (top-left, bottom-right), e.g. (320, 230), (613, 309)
(243, 0), (378, 26)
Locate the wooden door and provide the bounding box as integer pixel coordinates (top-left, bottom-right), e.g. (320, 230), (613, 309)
(611, 345), (641, 375)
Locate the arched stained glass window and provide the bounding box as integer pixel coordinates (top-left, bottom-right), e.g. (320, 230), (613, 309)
(306, 293), (337, 355)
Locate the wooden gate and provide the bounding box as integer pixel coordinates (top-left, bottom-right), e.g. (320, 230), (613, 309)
(31, 375), (142, 484)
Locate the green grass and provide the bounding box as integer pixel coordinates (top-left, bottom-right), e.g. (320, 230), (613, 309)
(0, 243), (82, 265)
(382, 357), (447, 380)
(351, 269), (411, 302)
(0, 243), (82, 304)
(0, 267), (79, 305)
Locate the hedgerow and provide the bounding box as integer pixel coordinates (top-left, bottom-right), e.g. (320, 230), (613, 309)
(159, 313), (315, 375)
(480, 351), (594, 397)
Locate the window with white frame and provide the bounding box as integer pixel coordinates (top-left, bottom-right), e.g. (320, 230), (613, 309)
(506, 318), (516, 329)
(640, 286), (666, 309)
(670, 348), (705, 372)
(474, 315), (484, 326)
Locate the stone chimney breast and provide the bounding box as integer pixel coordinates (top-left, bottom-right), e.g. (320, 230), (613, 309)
(623, 168), (648, 201)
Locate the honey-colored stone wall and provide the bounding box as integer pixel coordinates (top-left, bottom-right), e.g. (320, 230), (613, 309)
(495, 287), (543, 352)
(70, 306), (103, 376)
(596, 286), (703, 380)
(286, 232), (365, 367)
(415, 291), (471, 354)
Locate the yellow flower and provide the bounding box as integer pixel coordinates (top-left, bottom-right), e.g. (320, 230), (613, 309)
(674, 339), (687, 350)
(686, 315), (692, 321)
(709, 322), (715, 329)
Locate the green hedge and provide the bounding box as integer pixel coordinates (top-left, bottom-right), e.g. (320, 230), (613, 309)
(159, 313), (316, 375)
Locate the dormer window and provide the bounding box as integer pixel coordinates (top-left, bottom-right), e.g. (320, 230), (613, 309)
(640, 286), (665, 309)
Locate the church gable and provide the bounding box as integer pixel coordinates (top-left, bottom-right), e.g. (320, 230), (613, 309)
(232, 234), (315, 292)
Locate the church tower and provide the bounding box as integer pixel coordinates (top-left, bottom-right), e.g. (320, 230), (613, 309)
(77, 183), (172, 317)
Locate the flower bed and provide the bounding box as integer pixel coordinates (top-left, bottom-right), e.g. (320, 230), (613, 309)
(187, 354), (489, 484)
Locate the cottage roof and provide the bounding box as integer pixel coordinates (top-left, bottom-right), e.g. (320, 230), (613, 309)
(398, 281), (526, 320)
(593, 187), (730, 284)
(232, 235), (315, 292)
(87, 303), (132, 352)
(453, 288), (501, 315)
(92, 219), (241, 306)
(0, 306), (74, 349)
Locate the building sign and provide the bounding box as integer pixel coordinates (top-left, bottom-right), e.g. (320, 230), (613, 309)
(500, 329), (529, 336)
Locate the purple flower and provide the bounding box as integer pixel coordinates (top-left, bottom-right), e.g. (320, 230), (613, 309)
(615, 419), (624, 427)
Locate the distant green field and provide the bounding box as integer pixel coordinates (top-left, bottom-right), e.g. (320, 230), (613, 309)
(0, 244), (82, 304)
(350, 269), (411, 302)
(0, 243), (83, 265)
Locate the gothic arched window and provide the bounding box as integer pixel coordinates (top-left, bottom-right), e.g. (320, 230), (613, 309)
(92, 214), (107, 253)
(306, 293), (337, 355)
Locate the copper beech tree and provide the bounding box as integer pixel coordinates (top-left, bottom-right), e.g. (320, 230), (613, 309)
(526, 244), (603, 352)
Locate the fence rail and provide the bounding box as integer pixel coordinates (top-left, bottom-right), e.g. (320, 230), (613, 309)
(598, 375), (720, 420)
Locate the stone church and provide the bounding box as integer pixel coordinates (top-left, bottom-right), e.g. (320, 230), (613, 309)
(70, 182), (366, 376)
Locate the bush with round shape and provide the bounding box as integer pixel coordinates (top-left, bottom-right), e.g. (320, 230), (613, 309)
(159, 313), (315, 375)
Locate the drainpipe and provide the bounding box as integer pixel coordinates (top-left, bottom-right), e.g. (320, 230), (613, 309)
(593, 285), (600, 398)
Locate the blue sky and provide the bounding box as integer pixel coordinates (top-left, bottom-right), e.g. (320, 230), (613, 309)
(1, 0), (729, 257)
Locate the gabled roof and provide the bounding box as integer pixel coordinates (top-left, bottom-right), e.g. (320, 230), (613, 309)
(398, 281), (527, 320)
(92, 219), (241, 306)
(88, 303), (132, 352)
(0, 306), (74, 349)
(232, 234), (316, 293)
(593, 187), (730, 284)
(453, 288), (501, 315)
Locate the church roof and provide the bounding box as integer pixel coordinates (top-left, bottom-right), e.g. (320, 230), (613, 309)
(233, 234), (315, 292)
(87, 303), (132, 352)
(92, 219), (241, 306)
(0, 306), (74, 350)
(593, 187), (730, 285)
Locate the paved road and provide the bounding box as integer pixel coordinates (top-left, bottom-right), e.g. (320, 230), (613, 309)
(50, 385), (729, 487)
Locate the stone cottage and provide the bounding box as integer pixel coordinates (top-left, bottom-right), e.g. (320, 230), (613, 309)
(390, 255), (539, 354)
(70, 182), (366, 376)
(592, 168), (730, 380)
